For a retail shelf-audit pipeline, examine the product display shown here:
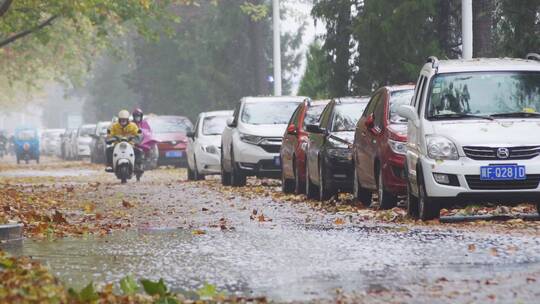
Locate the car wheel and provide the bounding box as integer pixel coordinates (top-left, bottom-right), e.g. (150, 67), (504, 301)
(404, 163), (419, 218)
(220, 152), (231, 186)
(230, 147), (246, 187)
(193, 156), (205, 181)
(293, 159), (305, 195)
(353, 167), (372, 207)
(377, 166), (397, 210)
(281, 157), (295, 194)
(318, 159), (335, 201)
(187, 163), (195, 181)
(305, 159), (318, 199)
(418, 172), (440, 221)
(536, 202), (540, 216)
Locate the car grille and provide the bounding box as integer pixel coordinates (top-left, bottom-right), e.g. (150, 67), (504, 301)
(463, 146), (540, 160)
(465, 174), (540, 190)
(258, 138), (282, 154)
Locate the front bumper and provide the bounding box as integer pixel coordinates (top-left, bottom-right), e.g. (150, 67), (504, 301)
(420, 156), (540, 202)
(196, 150), (221, 175)
(234, 139), (281, 177)
(77, 144), (91, 157)
(382, 153), (407, 195)
(324, 149), (354, 191)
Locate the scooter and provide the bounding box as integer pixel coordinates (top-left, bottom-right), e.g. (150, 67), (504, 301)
(136, 120), (159, 170)
(108, 136), (143, 184)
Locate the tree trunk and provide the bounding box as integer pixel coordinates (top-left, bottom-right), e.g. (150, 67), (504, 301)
(473, 0), (495, 57)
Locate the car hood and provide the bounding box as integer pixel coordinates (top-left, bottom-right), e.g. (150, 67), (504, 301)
(238, 123), (287, 137)
(197, 135), (221, 146)
(430, 120), (540, 146)
(329, 131), (355, 145)
(154, 133), (187, 143)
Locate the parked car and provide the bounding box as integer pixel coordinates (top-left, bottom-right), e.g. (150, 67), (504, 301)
(147, 115), (193, 167)
(280, 99), (330, 194)
(74, 124), (96, 160)
(353, 85), (415, 209)
(186, 110), (233, 180)
(59, 129), (73, 159)
(65, 129), (79, 160)
(90, 121), (111, 164)
(221, 96), (305, 186)
(41, 129), (65, 156)
(305, 97), (369, 201)
(398, 55), (540, 220)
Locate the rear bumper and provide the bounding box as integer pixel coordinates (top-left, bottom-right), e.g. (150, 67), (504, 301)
(382, 153), (407, 195)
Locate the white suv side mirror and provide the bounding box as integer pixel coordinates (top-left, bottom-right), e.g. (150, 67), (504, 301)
(398, 105), (420, 127)
(397, 105), (420, 127)
(226, 117), (235, 128)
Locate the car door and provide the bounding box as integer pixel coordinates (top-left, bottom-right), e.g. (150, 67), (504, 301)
(308, 102), (333, 185)
(282, 104), (302, 178)
(356, 92), (382, 188)
(407, 74), (429, 195)
(187, 115), (201, 168)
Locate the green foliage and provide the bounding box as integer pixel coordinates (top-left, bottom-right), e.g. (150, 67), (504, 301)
(196, 282), (225, 300)
(68, 282), (100, 303)
(240, 2), (269, 21)
(140, 278), (168, 297)
(496, 0), (540, 57)
(298, 41), (331, 99)
(119, 275), (139, 295)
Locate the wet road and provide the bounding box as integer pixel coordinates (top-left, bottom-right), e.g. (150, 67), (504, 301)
(3, 159), (540, 303)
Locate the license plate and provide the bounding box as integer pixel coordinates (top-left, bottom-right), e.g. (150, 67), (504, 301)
(274, 156), (281, 167)
(480, 165), (526, 181)
(166, 151), (183, 158)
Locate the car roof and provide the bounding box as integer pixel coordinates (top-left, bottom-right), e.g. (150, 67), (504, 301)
(241, 96), (306, 104)
(199, 110), (233, 118)
(428, 58), (540, 74)
(335, 96), (371, 104)
(385, 84), (416, 92)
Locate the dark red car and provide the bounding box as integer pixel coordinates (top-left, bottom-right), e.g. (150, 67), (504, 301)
(353, 84), (415, 209)
(146, 115), (193, 167)
(280, 99), (329, 194)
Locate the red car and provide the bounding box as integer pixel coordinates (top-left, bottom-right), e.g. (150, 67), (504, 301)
(146, 115), (193, 167)
(280, 98), (329, 194)
(353, 84), (415, 209)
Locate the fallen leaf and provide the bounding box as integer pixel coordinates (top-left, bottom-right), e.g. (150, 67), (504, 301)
(122, 200), (134, 208)
(468, 244), (476, 252)
(192, 229), (206, 235)
(334, 218), (345, 225)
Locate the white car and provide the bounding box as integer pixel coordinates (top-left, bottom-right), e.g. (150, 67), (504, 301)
(74, 124), (96, 159)
(398, 54), (540, 220)
(41, 129), (65, 156)
(186, 110), (233, 180)
(221, 96), (305, 186)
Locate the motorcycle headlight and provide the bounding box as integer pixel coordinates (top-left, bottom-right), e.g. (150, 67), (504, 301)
(239, 133), (263, 145)
(426, 135), (458, 160)
(388, 139), (407, 155)
(328, 136), (349, 149)
(202, 145), (219, 154)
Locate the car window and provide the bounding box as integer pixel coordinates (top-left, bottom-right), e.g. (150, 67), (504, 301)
(232, 103), (241, 126)
(373, 96), (385, 130)
(79, 126), (95, 137)
(303, 105), (326, 129)
(363, 92), (381, 118)
(427, 71), (540, 118)
(318, 103), (334, 129)
(241, 102), (299, 125)
(202, 115), (229, 135)
(148, 117), (192, 133)
(417, 76), (427, 115)
(389, 89), (415, 124)
(287, 104), (302, 127)
(332, 103), (369, 132)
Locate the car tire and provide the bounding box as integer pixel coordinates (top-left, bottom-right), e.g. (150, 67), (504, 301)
(305, 159), (318, 199)
(230, 148), (246, 187)
(293, 159), (305, 195)
(353, 167), (372, 207)
(536, 202), (540, 216)
(193, 156), (205, 181)
(417, 171), (440, 221)
(318, 159), (335, 201)
(187, 164), (195, 181)
(404, 163), (419, 218)
(281, 158), (295, 194)
(220, 152), (231, 186)
(377, 166), (397, 210)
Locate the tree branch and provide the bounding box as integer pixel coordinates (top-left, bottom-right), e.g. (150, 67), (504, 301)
(0, 0), (13, 18)
(0, 15), (58, 48)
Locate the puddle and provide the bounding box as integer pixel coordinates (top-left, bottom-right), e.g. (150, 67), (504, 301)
(14, 226), (540, 302)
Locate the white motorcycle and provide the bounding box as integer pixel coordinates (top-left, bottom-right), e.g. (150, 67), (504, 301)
(107, 136), (143, 183)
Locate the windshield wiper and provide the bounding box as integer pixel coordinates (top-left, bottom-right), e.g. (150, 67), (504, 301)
(490, 112), (540, 118)
(431, 113), (494, 121)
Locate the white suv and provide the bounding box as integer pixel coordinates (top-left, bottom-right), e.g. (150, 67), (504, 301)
(399, 54), (540, 220)
(221, 96), (305, 186)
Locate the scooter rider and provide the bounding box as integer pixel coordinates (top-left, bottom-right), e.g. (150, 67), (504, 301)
(106, 110), (142, 172)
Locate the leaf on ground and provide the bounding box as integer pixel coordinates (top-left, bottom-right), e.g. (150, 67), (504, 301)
(120, 275), (139, 295)
(122, 199), (134, 208)
(258, 213), (271, 222)
(196, 282), (224, 300)
(52, 210), (67, 224)
(467, 244), (476, 252)
(192, 229), (206, 235)
(140, 278), (168, 296)
(334, 218), (345, 225)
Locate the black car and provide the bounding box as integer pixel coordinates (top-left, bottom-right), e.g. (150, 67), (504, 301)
(90, 121), (111, 164)
(305, 97), (369, 201)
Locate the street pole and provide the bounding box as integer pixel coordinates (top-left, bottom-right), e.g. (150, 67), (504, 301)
(462, 0), (473, 59)
(272, 0), (282, 96)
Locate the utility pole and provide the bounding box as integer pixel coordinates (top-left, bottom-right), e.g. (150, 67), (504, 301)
(272, 0), (282, 96)
(462, 0), (473, 59)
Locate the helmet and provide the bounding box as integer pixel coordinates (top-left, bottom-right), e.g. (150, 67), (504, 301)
(118, 110), (130, 126)
(132, 108), (144, 123)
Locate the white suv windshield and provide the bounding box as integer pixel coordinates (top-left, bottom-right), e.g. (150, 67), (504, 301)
(241, 102), (299, 125)
(427, 72), (540, 119)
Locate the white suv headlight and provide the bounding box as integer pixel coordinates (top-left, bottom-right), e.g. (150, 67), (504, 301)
(426, 135), (458, 160)
(239, 133), (263, 145)
(388, 139), (407, 155)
